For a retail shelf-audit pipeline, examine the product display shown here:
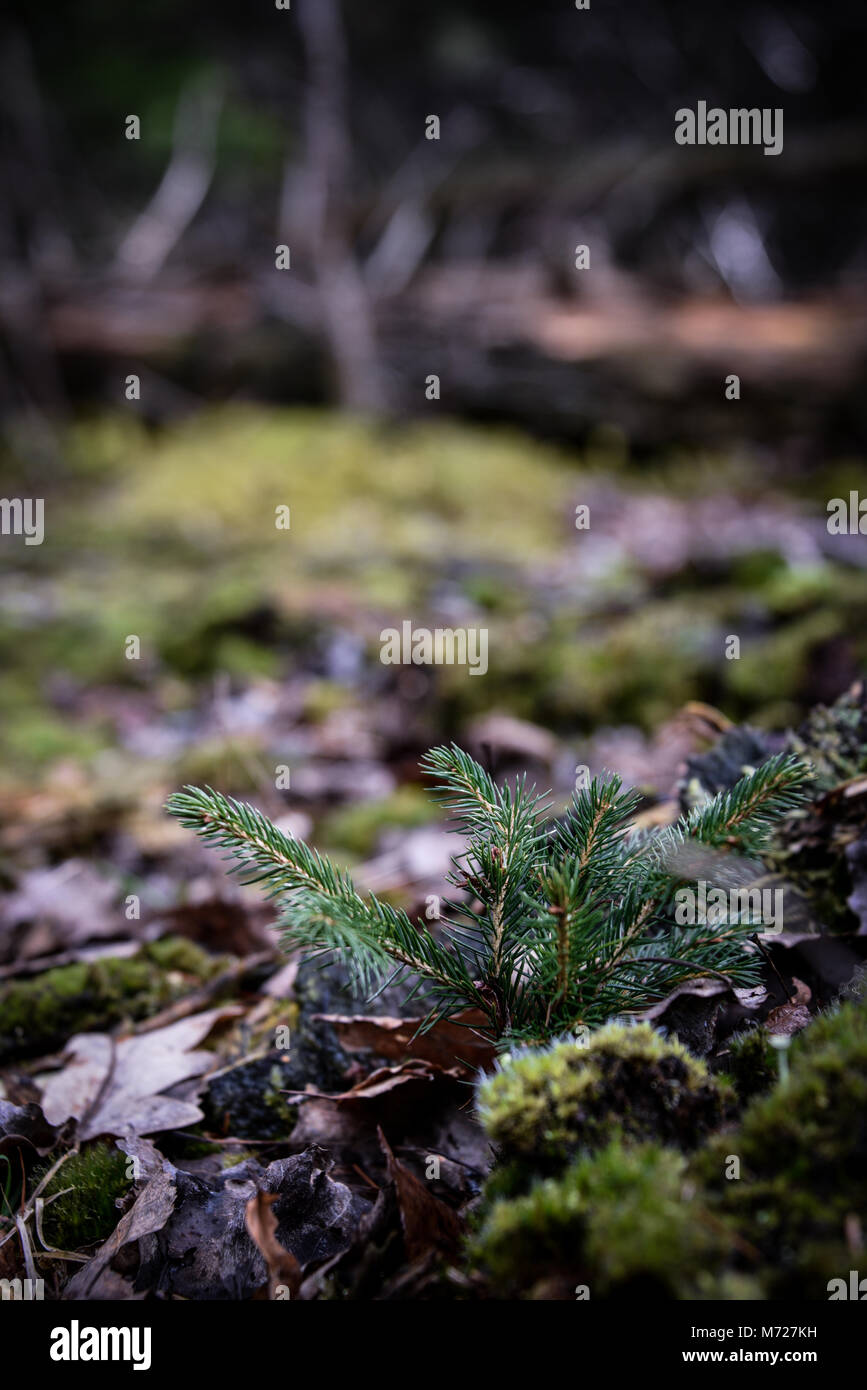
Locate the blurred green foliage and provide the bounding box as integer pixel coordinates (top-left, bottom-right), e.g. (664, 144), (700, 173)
(1, 407), (865, 780)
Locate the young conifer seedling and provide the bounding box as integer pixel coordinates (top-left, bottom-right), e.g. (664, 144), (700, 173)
(167, 745), (810, 1045)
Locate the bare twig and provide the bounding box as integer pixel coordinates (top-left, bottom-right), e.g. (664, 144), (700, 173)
(115, 75), (224, 282)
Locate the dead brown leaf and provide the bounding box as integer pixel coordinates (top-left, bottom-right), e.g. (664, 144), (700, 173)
(286, 1057), (465, 1109)
(312, 1010), (496, 1075)
(244, 1191), (302, 1299)
(285, 1057), (468, 1143)
(765, 977), (813, 1036)
(377, 1127), (462, 1262)
(63, 1169), (178, 1299)
(0, 860), (123, 962)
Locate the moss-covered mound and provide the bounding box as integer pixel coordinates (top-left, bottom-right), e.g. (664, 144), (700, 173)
(471, 1001), (867, 1299)
(0, 936), (230, 1062)
(718, 1025), (779, 1106)
(471, 1139), (755, 1300)
(477, 1022), (729, 1176)
(696, 998), (867, 1296)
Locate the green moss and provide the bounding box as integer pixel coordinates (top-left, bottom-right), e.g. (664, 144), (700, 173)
(477, 1023), (728, 1176)
(725, 609), (843, 706)
(0, 936), (229, 1062)
(220, 1150), (253, 1169)
(212, 635), (280, 680)
(471, 1140), (743, 1299)
(0, 408), (586, 776)
(173, 735), (269, 796)
(156, 1131), (224, 1163)
(549, 601), (719, 731)
(34, 1144), (129, 1251)
(7, 406), (867, 782)
(263, 1063), (297, 1131)
(461, 573), (524, 615)
(718, 1026), (778, 1106)
(301, 680), (352, 723)
(695, 999), (867, 1295)
(731, 550), (788, 590)
(144, 935), (225, 977)
(0, 707), (110, 770)
(320, 786), (437, 858)
(96, 409), (573, 587)
(472, 999), (867, 1299)
(758, 564), (858, 618)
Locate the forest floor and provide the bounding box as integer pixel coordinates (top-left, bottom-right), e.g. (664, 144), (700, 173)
(1, 410), (866, 1298)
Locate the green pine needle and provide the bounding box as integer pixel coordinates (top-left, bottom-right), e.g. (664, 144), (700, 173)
(166, 746), (812, 1044)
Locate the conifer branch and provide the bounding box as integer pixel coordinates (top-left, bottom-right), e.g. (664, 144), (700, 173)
(168, 745), (812, 1044)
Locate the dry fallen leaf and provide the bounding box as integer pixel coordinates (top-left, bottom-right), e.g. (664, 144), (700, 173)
(286, 1056), (470, 1158)
(244, 1191), (302, 1299)
(465, 712), (557, 766)
(0, 859), (124, 962)
(312, 1009), (496, 1075)
(35, 1005), (243, 1139)
(284, 1061), (464, 1106)
(63, 1169), (178, 1299)
(765, 977), (812, 1036)
(0, 1101), (64, 1158)
(378, 1127), (462, 1262)
(285, 1057), (465, 1121)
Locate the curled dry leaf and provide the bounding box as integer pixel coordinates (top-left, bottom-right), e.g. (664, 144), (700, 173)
(765, 977), (813, 1036)
(286, 1055), (472, 1165)
(244, 1190), (302, 1299)
(640, 977), (765, 1056)
(285, 1057), (465, 1119)
(377, 1127), (463, 1262)
(311, 1009), (497, 1075)
(63, 1169), (178, 1300)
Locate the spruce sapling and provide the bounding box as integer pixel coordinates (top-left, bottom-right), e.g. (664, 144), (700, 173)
(167, 746), (811, 1044)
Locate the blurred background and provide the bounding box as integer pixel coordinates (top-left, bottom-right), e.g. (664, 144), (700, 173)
(1, 0), (867, 953)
